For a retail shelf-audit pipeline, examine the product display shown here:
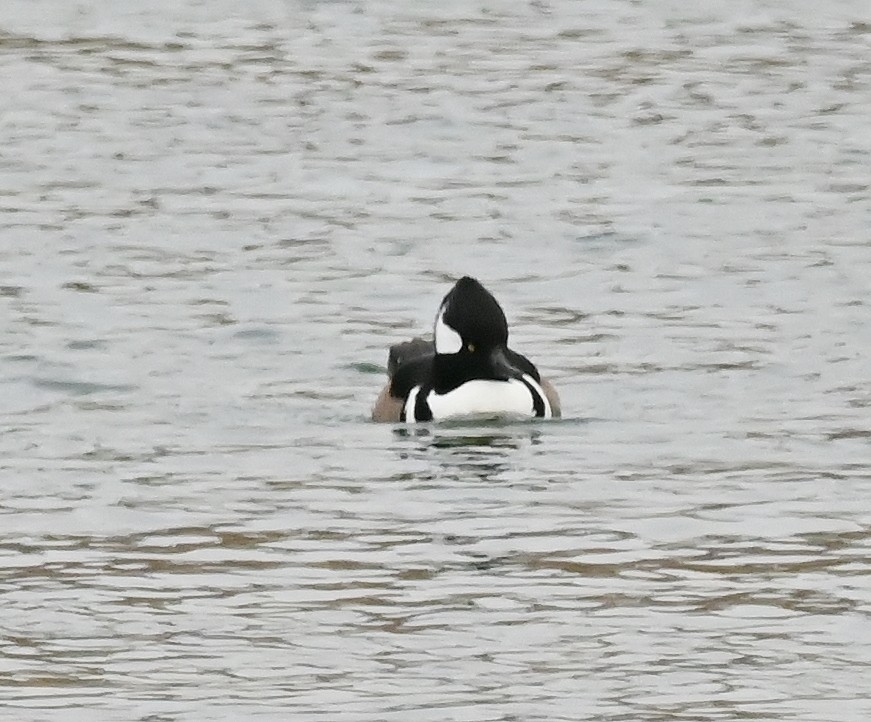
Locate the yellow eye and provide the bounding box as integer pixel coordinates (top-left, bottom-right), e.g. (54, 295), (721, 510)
(467, 343), (475, 353)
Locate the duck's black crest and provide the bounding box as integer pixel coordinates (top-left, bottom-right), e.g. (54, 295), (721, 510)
(440, 277), (509, 350)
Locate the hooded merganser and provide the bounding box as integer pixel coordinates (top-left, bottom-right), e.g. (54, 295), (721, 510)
(372, 277), (561, 422)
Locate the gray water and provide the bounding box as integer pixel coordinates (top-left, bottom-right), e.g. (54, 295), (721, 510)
(2, 0), (870, 719)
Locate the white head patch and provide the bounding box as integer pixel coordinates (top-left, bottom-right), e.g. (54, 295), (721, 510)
(434, 305), (462, 355)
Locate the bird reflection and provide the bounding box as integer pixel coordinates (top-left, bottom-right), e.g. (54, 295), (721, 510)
(393, 420), (542, 482)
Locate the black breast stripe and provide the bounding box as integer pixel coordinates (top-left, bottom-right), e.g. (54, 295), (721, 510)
(519, 377), (546, 417)
(414, 387), (434, 421)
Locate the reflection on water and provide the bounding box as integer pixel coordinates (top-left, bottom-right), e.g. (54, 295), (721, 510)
(395, 419), (543, 446)
(397, 422), (544, 482)
(2, 0), (871, 719)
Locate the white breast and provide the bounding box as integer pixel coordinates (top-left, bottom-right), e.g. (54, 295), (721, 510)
(424, 374), (551, 420)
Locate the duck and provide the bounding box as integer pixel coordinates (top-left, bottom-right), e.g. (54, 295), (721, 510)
(372, 276), (561, 422)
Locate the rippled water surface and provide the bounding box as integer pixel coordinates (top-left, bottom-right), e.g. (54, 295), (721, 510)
(2, 0), (871, 719)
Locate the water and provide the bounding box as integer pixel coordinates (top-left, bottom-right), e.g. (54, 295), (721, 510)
(2, 0), (870, 719)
